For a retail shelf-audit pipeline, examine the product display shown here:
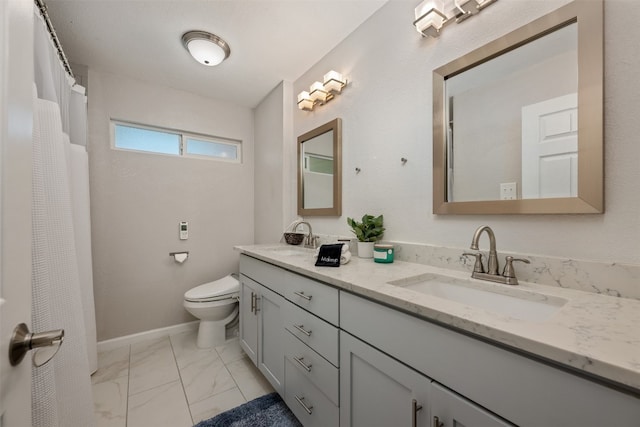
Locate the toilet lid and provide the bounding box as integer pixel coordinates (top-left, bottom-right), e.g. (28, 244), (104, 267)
(184, 274), (239, 300)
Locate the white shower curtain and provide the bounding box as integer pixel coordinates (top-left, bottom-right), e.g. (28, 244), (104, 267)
(32, 6), (96, 426)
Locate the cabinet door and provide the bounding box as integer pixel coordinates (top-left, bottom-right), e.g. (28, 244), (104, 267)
(340, 331), (430, 427)
(257, 285), (285, 394)
(239, 274), (258, 365)
(431, 382), (513, 427)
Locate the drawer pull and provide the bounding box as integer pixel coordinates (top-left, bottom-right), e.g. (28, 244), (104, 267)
(432, 415), (443, 427)
(294, 395), (314, 415)
(293, 356), (312, 372)
(293, 291), (313, 301)
(412, 399), (423, 427)
(250, 292), (255, 313)
(293, 324), (312, 337)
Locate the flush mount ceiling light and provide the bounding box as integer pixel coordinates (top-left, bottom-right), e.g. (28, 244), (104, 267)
(181, 30), (231, 66)
(413, 0), (498, 38)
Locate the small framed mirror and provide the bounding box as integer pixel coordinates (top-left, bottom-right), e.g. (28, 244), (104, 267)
(298, 118), (342, 216)
(433, 0), (603, 214)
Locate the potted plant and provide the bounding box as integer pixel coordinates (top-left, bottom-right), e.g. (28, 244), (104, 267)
(347, 214), (385, 258)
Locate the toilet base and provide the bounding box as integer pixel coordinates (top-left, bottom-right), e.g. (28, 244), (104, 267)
(196, 306), (239, 348)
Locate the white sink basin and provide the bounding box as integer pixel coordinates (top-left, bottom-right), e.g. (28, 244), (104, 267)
(266, 246), (311, 256)
(389, 273), (566, 322)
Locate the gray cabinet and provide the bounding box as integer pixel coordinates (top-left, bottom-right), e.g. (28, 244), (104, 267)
(340, 290), (640, 427)
(240, 254), (640, 427)
(430, 382), (512, 427)
(340, 331), (510, 427)
(239, 274), (258, 364)
(340, 331), (430, 427)
(256, 284), (285, 393)
(239, 273), (285, 394)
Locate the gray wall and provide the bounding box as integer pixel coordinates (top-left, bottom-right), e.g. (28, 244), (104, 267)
(254, 81), (296, 244)
(88, 69), (254, 341)
(285, 0), (640, 265)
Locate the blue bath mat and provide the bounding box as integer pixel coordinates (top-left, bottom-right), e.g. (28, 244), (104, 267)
(194, 392), (302, 427)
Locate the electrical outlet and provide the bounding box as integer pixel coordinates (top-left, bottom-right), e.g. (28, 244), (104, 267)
(500, 182), (517, 200)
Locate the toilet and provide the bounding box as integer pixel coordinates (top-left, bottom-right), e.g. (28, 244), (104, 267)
(183, 274), (240, 348)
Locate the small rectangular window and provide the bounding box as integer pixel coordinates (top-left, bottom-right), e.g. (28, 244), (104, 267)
(185, 136), (240, 162)
(114, 123), (181, 155)
(112, 120), (242, 163)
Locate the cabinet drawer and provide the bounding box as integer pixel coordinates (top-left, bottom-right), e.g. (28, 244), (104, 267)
(283, 270), (339, 326)
(284, 330), (339, 406)
(285, 302), (339, 367)
(284, 357), (339, 427)
(239, 255), (286, 295)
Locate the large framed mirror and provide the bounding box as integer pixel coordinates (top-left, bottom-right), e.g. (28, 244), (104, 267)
(433, 0), (603, 214)
(298, 118), (342, 216)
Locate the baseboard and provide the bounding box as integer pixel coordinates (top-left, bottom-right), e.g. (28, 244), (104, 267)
(97, 321), (199, 353)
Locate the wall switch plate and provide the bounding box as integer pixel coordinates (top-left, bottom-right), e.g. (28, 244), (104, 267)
(500, 182), (517, 200)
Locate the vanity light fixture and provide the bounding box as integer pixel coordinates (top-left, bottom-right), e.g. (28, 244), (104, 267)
(297, 70), (347, 111)
(297, 91), (314, 111)
(413, 0), (498, 38)
(181, 30), (231, 66)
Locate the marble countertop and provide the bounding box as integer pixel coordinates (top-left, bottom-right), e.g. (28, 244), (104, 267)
(235, 244), (640, 395)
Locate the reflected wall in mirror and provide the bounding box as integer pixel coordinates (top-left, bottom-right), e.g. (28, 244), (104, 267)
(298, 118), (342, 216)
(433, 0), (603, 214)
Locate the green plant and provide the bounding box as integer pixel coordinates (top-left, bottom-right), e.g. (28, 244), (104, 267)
(347, 214), (385, 242)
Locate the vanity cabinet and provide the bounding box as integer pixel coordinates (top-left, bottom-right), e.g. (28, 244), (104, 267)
(340, 331), (431, 427)
(239, 274), (258, 363)
(239, 253), (640, 427)
(340, 331), (510, 427)
(239, 273), (286, 394)
(430, 382), (512, 427)
(340, 291), (640, 427)
(240, 254), (340, 423)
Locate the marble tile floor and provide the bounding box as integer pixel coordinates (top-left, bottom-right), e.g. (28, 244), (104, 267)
(92, 331), (274, 427)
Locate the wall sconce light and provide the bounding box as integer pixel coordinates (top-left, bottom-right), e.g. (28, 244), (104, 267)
(297, 70), (347, 111)
(413, 0), (498, 38)
(181, 30), (231, 66)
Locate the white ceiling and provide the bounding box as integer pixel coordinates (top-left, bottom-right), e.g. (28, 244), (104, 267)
(46, 0), (388, 108)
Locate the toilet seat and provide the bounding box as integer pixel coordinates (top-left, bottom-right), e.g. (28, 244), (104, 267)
(184, 274), (239, 303)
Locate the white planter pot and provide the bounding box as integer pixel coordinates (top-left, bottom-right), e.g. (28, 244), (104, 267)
(357, 241), (374, 259)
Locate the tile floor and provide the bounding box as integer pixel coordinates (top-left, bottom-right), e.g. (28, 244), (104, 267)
(92, 331), (274, 427)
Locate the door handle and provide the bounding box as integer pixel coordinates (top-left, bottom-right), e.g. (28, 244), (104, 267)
(9, 323), (64, 367)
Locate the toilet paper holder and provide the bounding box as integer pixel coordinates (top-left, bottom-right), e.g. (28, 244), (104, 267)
(169, 251), (189, 263)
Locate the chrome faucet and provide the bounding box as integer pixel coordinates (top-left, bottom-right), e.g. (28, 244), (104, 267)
(293, 221), (318, 249)
(465, 225), (530, 285)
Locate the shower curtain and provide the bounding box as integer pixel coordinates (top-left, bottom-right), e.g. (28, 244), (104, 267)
(32, 6), (96, 426)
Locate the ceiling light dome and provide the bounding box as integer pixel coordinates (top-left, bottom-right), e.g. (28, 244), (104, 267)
(181, 31), (230, 66)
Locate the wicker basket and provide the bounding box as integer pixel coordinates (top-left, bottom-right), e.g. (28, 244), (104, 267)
(283, 232), (305, 245)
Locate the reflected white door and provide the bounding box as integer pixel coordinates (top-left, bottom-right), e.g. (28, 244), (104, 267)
(0, 0), (34, 425)
(521, 93), (578, 199)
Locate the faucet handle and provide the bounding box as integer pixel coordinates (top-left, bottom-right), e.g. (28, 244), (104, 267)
(502, 256), (530, 280)
(462, 252), (485, 273)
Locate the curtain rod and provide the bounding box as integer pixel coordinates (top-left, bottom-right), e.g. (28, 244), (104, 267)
(34, 0), (74, 79)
